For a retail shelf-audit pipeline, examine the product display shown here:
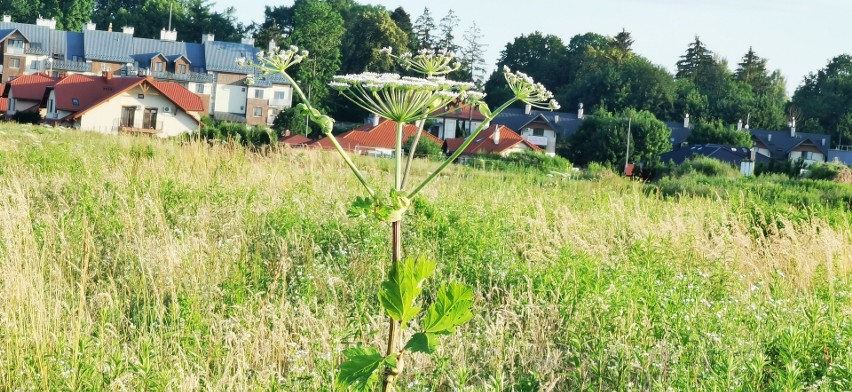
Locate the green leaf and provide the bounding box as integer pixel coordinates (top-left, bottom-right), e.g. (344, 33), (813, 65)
(337, 346), (383, 391)
(404, 332), (439, 354)
(378, 257), (436, 329)
(348, 196), (374, 218)
(422, 283), (474, 335)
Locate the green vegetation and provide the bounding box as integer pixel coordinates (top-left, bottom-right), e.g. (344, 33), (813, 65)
(197, 116), (276, 147)
(402, 136), (443, 160)
(2, 126), (852, 390)
(568, 108), (671, 166)
(669, 155), (742, 178)
(467, 151), (573, 174)
(687, 120), (752, 147)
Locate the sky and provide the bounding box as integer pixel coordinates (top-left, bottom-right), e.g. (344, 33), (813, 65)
(213, 0), (852, 97)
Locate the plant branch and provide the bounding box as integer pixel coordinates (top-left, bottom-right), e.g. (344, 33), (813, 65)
(400, 119), (426, 189)
(408, 98), (519, 198)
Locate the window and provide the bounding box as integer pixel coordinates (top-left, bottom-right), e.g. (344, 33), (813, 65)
(120, 106), (136, 127)
(254, 89), (264, 99)
(801, 151), (815, 160)
(48, 99), (54, 114)
(241, 87), (246, 92)
(274, 91), (286, 100)
(142, 108), (158, 129)
(195, 84), (205, 94)
(253, 107), (262, 117)
(8, 39), (23, 53)
(72, 98), (79, 106)
(7, 76), (14, 82)
(30, 60), (39, 70)
(137, 94), (144, 99)
(533, 128), (545, 137)
(9, 58), (20, 68)
(178, 64), (186, 74)
(154, 62), (163, 72)
(10, 99), (15, 112)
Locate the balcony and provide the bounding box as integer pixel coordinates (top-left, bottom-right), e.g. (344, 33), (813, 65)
(270, 99), (288, 107)
(524, 135), (549, 146)
(152, 71), (214, 83)
(6, 47), (23, 55)
(116, 119), (164, 135)
(45, 60), (91, 72)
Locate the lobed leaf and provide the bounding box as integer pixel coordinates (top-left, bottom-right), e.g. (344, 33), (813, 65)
(337, 346), (383, 391)
(422, 283), (474, 335)
(404, 332), (439, 354)
(378, 257), (436, 329)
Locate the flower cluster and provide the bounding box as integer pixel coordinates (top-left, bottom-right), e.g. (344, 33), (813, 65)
(330, 72), (483, 123)
(503, 66), (561, 110)
(237, 45), (309, 77)
(381, 47), (461, 77)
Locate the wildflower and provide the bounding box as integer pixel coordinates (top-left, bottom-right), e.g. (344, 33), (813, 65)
(503, 66), (560, 110)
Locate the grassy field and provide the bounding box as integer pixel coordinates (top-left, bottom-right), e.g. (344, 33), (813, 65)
(1, 124), (851, 391)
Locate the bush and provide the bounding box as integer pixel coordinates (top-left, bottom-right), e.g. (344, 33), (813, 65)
(464, 151), (572, 173)
(196, 117), (275, 147)
(403, 135), (444, 159)
(12, 111), (42, 124)
(582, 162), (617, 180)
(806, 162), (850, 181)
(672, 156), (741, 178)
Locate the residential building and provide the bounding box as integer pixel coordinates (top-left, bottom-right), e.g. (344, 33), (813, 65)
(2, 73), (58, 116)
(444, 124), (542, 156)
(750, 125), (831, 165)
(660, 144), (770, 166)
(41, 73), (204, 137)
(431, 103), (486, 139)
(491, 103), (585, 156)
(0, 16), (291, 126)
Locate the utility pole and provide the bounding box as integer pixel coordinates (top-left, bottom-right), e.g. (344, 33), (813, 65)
(624, 117), (632, 176)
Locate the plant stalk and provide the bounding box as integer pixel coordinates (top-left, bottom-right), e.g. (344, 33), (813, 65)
(400, 119), (426, 189)
(382, 220), (403, 392)
(395, 122), (403, 189)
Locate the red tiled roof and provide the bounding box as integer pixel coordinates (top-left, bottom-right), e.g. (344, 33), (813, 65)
(432, 103), (486, 121)
(279, 134), (313, 146)
(48, 75), (202, 121)
(0, 98), (7, 112)
(313, 120), (443, 153)
(149, 80), (204, 112)
(445, 124), (542, 155)
(444, 138), (464, 153)
(3, 73), (59, 101)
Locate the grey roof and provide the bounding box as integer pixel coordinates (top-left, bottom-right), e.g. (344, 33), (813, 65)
(0, 22), (50, 55)
(828, 150), (852, 165)
(213, 111), (247, 123)
(494, 107), (583, 139)
(750, 129), (831, 157)
(665, 121), (692, 145)
(661, 144), (770, 166)
(132, 37), (205, 68)
(203, 40), (257, 74)
(84, 30), (134, 63)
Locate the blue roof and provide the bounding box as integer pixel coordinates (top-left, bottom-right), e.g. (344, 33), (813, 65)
(0, 22), (50, 55)
(828, 150), (852, 165)
(665, 121), (692, 145)
(494, 107), (583, 139)
(132, 37), (205, 68)
(661, 144), (770, 166)
(203, 40), (257, 74)
(84, 30), (134, 63)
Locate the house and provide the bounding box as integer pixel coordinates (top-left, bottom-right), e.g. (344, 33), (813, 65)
(42, 73), (204, 137)
(666, 114), (693, 148)
(2, 73), (58, 116)
(491, 103), (585, 156)
(0, 16), (292, 126)
(312, 118), (442, 157)
(750, 124), (831, 164)
(444, 124), (542, 156)
(660, 144), (771, 166)
(430, 103), (486, 139)
(279, 133), (313, 147)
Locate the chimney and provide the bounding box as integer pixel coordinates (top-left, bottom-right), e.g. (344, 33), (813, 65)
(284, 129), (291, 137)
(577, 103), (584, 119)
(554, 114), (560, 124)
(370, 114), (380, 127)
(102, 71), (113, 80)
(789, 116), (796, 137)
(750, 147), (756, 161)
(822, 138), (826, 146)
(202, 33), (215, 43)
(160, 29), (177, 42)
(36, 17), (57, 30)
(493, 125), (501, 145)
(122, 26), (135, 35)
(768, 134), (772, 142)
(108, 23), (113, 32)
(524, 103), (531, 115)
(684, 113), (690, 129)
(241, 36), (256, 47)
(85, 22), (96, 31)
(2, 15), (11, 23)
(737, 119), (743, 131)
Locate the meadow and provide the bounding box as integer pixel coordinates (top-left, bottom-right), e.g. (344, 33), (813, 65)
(0, 124), (851, 391)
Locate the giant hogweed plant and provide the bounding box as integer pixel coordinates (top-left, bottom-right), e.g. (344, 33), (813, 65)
(241, 47), (559, 391)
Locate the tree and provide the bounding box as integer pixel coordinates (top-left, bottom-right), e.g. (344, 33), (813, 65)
(286, 0), (345, 111)
(340, 8), (408, 74)
(436, 9), (459, 53)
(613, 28), (634, 58)
(483, 32), (569, 107)
(92, 0), (243, 42)
(390, 7), (416, 52)
(568, 108), (671, 166)
(42, 0), (95, 30)
(252, 5), (294, 51)
(792, 54), (852, 145)
(459, 21), (487, 85)
(686, 120), (751, 146)
(675, 36), (714, 81)
(413, 7), (436, 50)
(735, 47), (771, 94)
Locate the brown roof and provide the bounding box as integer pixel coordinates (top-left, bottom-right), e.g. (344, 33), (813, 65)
(432, 103), (486, 121)
(313, 120), (443, 152)
(445, 124), (542, 155)
(0, 98), (7, 112)
(279, 134), (313, 146)
(3, 73), (59, 101)
(149, 80), (205, 112)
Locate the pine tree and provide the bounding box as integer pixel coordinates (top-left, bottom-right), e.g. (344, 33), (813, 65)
(460, 21), (487, 85)
(437, 9), (459, 53)
(413, 7), (436, 50)
(675, 36), (714, 80)
(390, 7), (416, 52)
(613, 28), (634, 56)
(735, 47), (771, 94)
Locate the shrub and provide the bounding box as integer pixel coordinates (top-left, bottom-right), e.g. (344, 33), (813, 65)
(12, 111), (42, 124)
(673, 156), (740, 178)
(468, 151), (572, 173)
(807, 162), (850, 181)
(403, 135), (444, 159)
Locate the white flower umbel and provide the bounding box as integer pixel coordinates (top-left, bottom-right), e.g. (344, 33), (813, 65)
(382, 47), (461, 77)
(503, 66), (561, 110)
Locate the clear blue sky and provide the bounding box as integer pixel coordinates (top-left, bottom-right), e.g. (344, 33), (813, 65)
(214, 0), (852, 97)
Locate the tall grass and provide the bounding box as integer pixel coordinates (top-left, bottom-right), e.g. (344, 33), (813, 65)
(0, 124), (851, 390)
